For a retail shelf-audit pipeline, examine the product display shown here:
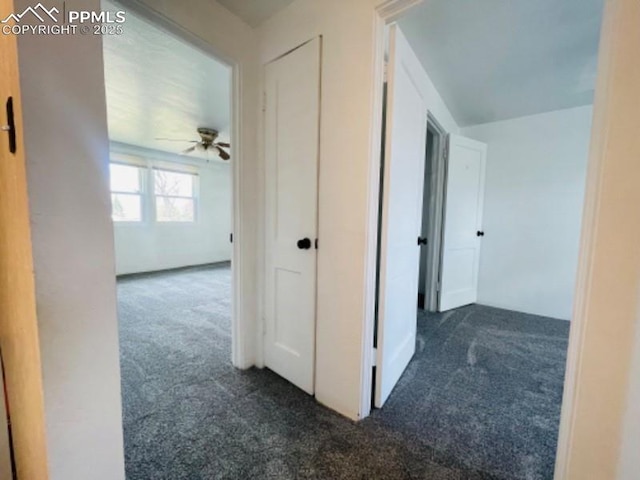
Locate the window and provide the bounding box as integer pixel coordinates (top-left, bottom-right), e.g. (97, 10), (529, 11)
(153, 169), (196, 222)
(110, 163), (143, 222)
(109, 160), (198, 224)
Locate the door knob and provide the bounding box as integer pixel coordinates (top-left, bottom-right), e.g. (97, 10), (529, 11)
(297, 237), (312, 250)
(477, 231), (485, 237)
(417, 237), (428, 246)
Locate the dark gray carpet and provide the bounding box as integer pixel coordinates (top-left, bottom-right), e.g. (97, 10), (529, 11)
(117, 264), (569, 480)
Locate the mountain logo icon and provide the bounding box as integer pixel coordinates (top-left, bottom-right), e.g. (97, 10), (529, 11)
(1, 3), (60, 23)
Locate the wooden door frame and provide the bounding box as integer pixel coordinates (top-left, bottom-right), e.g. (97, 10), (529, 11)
(0, 1), (50, 478)
(111, 0), (251, 369)
(362, 1), (633, 479)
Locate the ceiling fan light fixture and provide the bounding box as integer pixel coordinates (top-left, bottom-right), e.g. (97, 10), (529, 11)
(159, 127), (231, 161)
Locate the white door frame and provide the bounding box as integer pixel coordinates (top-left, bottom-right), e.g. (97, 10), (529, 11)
(360, 0), (425, 420)
(110, 0), (251, 368)
(422, 113), (448, 312)
(363, 2), (622, 479)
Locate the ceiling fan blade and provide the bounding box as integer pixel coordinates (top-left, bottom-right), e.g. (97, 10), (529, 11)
(216, 146), (231, 161)
(216, 142), (230, 148)
(181, 145), (197, 155)
(155, 137), (198, 143)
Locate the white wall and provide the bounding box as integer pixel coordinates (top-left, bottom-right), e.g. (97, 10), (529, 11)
(111, 146), (232, 276)
(391, 27), (459, 134)
(462, 105), (593, 320)
(415, 61), (458, 135)
(16, 0), (125, 478)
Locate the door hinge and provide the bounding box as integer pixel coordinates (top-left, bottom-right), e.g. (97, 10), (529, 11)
(262, 91), (267, 113)
(436, 281), (441, 292)
(4, 97), (16, 154)
(372, 347), (377, 367)
(315, 238), (319, 249)
(230, 233), (233, 243)
(383, 62), (389, 83)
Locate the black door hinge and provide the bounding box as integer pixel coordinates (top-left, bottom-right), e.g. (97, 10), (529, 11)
(230, 233), (233, 243)
(315, 238), (319, 249)
(3, 97), (16, 154)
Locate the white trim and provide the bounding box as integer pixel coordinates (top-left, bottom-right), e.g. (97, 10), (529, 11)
(109, 151), (149, 168)
(553, 1), (616, 477)
(110, 142), (227, 171)
(376, 0), (424, 22)
(360, 0), (425, 420)
(230, 61), (249, 368)
(151, 163), (200, 175)
(109, 0), (250, 369)
(423, 114), (447, 312)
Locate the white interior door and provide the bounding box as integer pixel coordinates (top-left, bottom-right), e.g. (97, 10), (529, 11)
(264, 38), (321, 395)
(375, 26), (428, 408)
(439, 134), (487, 311)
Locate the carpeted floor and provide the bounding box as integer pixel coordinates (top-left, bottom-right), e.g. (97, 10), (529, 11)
(117, 264), (569, 480)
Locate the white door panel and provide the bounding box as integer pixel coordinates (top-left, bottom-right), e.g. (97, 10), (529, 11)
(375, 26), (428, 408)
(264, 38), (321, 395)
(439, 134), (487, 311)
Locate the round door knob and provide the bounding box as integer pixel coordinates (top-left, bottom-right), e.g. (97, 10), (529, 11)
(477, 231), (485, 237)
(297, 238), (312, 250)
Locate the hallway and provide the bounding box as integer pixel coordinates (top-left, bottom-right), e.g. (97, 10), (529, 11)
(117, 265), (568, 479)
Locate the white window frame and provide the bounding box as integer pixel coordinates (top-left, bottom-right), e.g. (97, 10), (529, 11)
(152, 167), (199, 224)
(109, 154), (200, 226)
(109, 162), (146, 224)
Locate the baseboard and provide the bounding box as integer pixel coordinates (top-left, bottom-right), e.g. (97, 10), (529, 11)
(116, 260), (231, 279)
(475, 301), (571, 322)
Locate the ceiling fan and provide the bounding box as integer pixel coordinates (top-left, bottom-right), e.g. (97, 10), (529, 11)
(156, 127), (231, 161)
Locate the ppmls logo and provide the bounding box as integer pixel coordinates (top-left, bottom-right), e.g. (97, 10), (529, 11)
(1, 3), (59, 23)
(1, 2), (126, 36)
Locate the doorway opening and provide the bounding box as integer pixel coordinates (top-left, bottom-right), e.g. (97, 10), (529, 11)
(102, 2), (238, 477)
(367, 0), (603, 477)
(417, 115), (447, 312)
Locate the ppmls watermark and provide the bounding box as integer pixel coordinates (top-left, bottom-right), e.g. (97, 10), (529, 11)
(1, 2), (126, 36)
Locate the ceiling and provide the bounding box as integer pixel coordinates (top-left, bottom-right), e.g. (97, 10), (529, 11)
(103, 1), (231, 161)
(216, 0), (295, 27)
(398, 0), (604, 126)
